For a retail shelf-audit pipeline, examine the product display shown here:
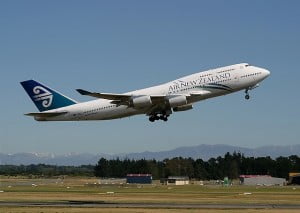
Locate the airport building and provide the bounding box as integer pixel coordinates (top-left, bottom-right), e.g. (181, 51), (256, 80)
(289, 173), (300, 185)
(98, 178), (126, 185)
(126, 174), (152, 184)
(167, 176), (189, 185)
(239, 175), (286, 186)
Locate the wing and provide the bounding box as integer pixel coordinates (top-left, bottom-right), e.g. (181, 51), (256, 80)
(77, 88), (211, 116)
(76, 89), (131, 101)
(76, 89), (165, 105)
(77, 88), (211, 100)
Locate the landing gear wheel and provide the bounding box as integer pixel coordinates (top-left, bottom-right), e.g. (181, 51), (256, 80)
(149, 117), (155, 122)
(245, 89), (250, 100)
(160, 114), (169, 121)
(148, 113), (170, 122)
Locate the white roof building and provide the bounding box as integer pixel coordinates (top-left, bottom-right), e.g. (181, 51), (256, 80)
(167, 176), (189, 185)
(239, 175), (286, 186)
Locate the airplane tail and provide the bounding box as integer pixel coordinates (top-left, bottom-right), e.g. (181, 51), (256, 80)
(20, 80), (77, 112)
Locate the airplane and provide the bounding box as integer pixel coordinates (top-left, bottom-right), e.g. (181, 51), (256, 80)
(20, 63), (270, 122)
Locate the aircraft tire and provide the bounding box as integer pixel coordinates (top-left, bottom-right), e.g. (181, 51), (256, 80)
(149, 117), (155, 122)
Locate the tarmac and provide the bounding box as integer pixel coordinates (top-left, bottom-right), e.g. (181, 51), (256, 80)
(1, 201), (300, 209)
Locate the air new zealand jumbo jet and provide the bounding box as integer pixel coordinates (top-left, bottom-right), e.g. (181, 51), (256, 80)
(21, 63), (270, 122)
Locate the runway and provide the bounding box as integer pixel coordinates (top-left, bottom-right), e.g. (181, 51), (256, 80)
(1, 201), (300, 209)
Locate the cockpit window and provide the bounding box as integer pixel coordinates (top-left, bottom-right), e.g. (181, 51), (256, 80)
(245, 64), (250, 67)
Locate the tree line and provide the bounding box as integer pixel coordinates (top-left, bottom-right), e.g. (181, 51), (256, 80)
(94, 153), (300, 179)
(1, 153), (299, 179)
(0, 164), (94, 177)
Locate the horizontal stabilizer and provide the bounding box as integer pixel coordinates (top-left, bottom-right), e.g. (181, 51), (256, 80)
(25, 111), (67, 117)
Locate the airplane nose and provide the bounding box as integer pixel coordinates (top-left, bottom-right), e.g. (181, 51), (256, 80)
(263, 69), (270, 78)
(264, 69), (270, 76)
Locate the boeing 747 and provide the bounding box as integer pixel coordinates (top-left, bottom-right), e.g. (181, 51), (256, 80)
(21, 63), (270, 122)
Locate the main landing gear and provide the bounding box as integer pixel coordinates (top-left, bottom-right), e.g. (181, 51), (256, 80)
(149, 114), (169, 122)
(245, 89), (250, 100)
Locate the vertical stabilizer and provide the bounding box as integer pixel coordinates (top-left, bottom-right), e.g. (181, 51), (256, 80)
(20, 80), (77, 112)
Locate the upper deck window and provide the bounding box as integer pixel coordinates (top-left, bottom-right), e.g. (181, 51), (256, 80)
(217, 68), (234, 73)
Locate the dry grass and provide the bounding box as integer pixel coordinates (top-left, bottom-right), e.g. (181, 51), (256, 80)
(1, 207), (300, 213)
(1, 177), (300, 212)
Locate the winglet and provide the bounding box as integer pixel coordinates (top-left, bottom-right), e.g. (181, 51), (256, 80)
(76, 89), (92, 95)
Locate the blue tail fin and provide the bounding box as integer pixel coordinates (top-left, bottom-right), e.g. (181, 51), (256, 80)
(20, 80), (77, 112)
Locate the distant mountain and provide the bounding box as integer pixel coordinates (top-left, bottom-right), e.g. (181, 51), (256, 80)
(123, 144), (252, 160)
(0, 152), (109, 166)
(1, 144), (299, 166)
(122, 144), (300, 160)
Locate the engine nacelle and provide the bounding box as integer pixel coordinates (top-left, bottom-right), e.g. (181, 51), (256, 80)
(173, 104), (193, 112)
(131, 96), (152, 108)
(168, 95), (187, 107)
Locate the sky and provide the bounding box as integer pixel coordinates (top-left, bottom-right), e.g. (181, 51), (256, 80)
(0, 0), (299, 155)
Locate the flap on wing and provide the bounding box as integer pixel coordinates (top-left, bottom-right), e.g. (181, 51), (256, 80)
(25, 111), (67, 117)
(77, 89), (131, 101)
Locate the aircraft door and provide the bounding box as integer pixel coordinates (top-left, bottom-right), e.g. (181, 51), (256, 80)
(233, 70), (240, 83)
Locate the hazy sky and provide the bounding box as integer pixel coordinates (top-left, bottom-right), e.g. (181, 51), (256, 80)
(1, 0), (299, 155)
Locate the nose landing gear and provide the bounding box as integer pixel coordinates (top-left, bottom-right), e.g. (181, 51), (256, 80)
(244, 84), (260, 100)
(245, 89), (250, 100)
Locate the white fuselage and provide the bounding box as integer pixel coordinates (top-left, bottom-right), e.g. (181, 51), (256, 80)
(36, 63), (270, 121)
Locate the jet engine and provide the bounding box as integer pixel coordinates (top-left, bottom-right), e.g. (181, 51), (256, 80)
(168, 95), (187, 107)
(131, 96), (152, 108)
(173, 104), (193, 112)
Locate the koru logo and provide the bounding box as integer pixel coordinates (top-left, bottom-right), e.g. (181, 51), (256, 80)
(33, 86), (53, 108)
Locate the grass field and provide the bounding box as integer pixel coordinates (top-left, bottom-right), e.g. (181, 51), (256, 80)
(2, 208), (300, 213)
(1, 176), (300, 212)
